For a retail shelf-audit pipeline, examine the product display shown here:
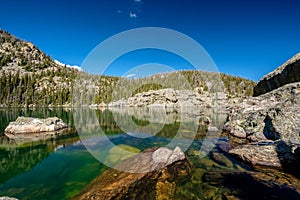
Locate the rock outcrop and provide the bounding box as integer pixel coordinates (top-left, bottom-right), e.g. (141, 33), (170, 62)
(225, 83), (300, 169)
(224, 82), (300, 143)
(108, 88), (229, 109)
(74, 147), (191, 200)
(224, 53), (300, 171)
(4, 117), (69, 140)
(254, 53), (300, 96)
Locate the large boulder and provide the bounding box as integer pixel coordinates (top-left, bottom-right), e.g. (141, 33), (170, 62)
(4, 117), (69, 140)
(229, 141), (299, 169)
(254, 53), (300, 96)
(224, 82), (300, 143)
(74, 147), (191, 200)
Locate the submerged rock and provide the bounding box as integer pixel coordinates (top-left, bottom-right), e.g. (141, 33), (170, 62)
(105, 144), (140, 165)
(222, 171), (300, 199)
(74, 147), (191, 200)
(212, 152), (234, 168)
(4, 116), (69, 140)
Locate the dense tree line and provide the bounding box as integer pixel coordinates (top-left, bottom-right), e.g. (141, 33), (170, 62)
(108, 70), (255, 102)
(0, 68), (255, 107)
(0, 67), (76, 106)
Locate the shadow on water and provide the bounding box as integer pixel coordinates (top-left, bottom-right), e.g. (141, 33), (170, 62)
(222, 172), (300, 200)
(263, 114), (300, 179)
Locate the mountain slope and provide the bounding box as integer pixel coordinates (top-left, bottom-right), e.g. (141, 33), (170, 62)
(0, 29), (78, 106)
(0, 29), (255, 107)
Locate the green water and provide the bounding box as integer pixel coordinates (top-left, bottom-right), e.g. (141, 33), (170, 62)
(0, 108), (299, 200)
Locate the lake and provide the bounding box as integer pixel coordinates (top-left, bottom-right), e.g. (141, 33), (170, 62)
(0, 107), (299, 199)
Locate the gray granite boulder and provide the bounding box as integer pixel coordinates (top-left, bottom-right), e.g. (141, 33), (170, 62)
(4, 116), (69, 140)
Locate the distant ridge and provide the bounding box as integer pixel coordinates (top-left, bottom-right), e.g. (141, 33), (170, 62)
(0, 28), (255, 107)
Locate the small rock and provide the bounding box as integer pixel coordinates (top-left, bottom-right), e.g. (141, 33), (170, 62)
(208, 126), (219, 132)
(229, 125), (247, 138)
(212, 152), (234, 168)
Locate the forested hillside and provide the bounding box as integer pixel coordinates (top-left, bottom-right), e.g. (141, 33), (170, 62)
(0, 29), (255, 107)
(0, 29), (77, 106)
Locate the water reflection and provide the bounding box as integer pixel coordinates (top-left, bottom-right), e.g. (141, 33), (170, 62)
(0, 132), (79, 185)
(73, 106), (228, 172)
(1, 107), (298, 199)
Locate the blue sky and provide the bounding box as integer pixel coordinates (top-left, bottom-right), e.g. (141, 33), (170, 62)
(0, 0), (299, 81)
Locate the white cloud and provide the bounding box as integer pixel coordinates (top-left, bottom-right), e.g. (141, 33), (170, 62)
(54, 60), (82, 71)
(134, 0), (142, 2)
(125, 73), (136, 78)
(129, 12), (137, 18)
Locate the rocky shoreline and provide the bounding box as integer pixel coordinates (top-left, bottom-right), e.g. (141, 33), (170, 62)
(107, 88), (232, 110)
(223, 53), (300, 173)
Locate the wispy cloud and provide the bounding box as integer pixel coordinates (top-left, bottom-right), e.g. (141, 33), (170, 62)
(128, 0), (143, 19)
(129, 12), (137, 18)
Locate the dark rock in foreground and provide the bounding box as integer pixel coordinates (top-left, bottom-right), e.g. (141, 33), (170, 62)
(74, 147), (191, 200)
(254, 53), (300, 96)
(220, 171), (300, 199)
(4, 116), (69, 140)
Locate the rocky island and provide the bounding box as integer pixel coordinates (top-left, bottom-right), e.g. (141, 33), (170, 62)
(4, 116), (69, 140)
